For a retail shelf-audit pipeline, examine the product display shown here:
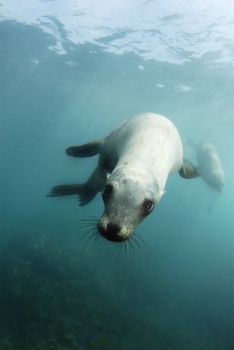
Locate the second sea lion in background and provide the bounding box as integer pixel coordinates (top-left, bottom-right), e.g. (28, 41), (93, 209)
(190, 142), (224, 192)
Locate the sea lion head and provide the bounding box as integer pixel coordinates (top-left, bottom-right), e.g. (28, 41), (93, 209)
(97, 167), (162, 242)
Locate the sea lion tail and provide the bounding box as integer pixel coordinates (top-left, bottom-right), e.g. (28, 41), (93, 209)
(66, 139), (103, 158)
(47, 184), (96, 206)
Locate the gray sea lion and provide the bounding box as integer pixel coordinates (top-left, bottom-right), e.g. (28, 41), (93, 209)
(190, 142), (224, 192)
(49, 113), (198, 242)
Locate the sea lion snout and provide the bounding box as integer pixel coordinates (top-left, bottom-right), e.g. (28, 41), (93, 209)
(97, 219), (132, 242)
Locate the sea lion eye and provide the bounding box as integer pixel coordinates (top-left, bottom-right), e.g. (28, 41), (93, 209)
(102, 184), (113, 201)
(142, 199), (154, 215)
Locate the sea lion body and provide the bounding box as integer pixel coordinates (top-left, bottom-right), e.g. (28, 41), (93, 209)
(96, 113), (183, 241)
(49, 113), (197, 242)
(103, 113), (183, 195)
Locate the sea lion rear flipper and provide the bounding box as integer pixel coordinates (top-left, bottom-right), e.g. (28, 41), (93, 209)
(66, 139), (103, 158)
(48, 165), (107, 206)
(47, 184), (83, 197)
(47, 184), (98, 206)
(179, 159), (200, 179)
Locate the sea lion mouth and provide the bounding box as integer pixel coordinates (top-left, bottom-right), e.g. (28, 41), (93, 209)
(97, 222), (130, 243)
(101, 232), (127, 243)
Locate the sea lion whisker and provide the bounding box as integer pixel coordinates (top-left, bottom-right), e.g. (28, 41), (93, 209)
(76, 220), (97, 226)
(75, 223), (97, 229)
(69, 223), (97, 232)
(88, 231), (98, 242)
(69, 218), (96, 225)
(75, 222), (97, 228)
(131, 236), (145, 262)
(78, 218), (97, 222)
(122, 241), (126, 254)
(70, 223), (94, 230)
(79, 228), (99, 251)
(119, 242), (123, 255)
(86, 227), (98, 237)
(132, 235), (142, 251)
(124, 240), (129, 256)
(122, 241), (127, 255)
(89, 226), (99, 238)
(69, 217), (97, 222)
(135, 234), (148, 248)
(67, 219), (97, 228)
(127, 240), (131, 256)
(77, 226), (98, 243)
(66, 225), (96, 245)
(128, 237), (136, 255)
(93, 231), (100, 244)
(115, 242), (123, 259)
(67, 225), (89, 236)
(77, 217), (97, 224)
(84, 215), (98, 220)
(124, 237), (132, 255)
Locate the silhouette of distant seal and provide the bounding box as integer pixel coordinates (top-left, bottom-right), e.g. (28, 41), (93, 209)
(194, 143), (224, 192)
(49, 113), (198, 242)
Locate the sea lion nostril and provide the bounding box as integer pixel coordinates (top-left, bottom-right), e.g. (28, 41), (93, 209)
(106, 223), (121, 235)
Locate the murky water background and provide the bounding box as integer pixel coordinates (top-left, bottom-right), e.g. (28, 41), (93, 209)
(1, 1), (234, 349)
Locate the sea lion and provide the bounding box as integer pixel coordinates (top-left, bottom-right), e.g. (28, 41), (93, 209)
(48, 113), (198, 242)
(193, 142), (224, 192)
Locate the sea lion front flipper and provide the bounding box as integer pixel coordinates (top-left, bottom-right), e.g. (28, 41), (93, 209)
(179, 159), (200, 179)
(66, 139), (103, 158)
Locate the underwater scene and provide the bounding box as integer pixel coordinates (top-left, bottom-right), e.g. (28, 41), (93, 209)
(1, 1), (234, 349)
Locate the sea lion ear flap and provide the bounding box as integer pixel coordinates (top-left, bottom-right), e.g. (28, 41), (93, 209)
(179, 158), (200, 179)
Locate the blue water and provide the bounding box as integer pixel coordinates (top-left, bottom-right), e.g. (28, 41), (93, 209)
(1, 1), (234, 349)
